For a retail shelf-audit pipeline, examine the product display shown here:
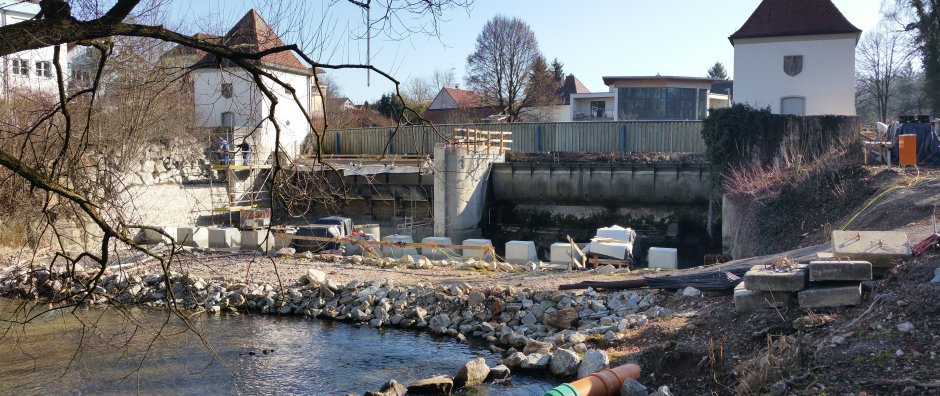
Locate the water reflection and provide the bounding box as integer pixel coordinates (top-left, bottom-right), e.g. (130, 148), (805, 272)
(0, 301), (552, 395)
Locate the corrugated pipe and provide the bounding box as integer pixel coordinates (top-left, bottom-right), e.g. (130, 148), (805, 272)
(543, 364), (641, 396)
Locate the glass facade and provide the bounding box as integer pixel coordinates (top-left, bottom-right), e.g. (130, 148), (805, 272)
(617, 87), (709, 120)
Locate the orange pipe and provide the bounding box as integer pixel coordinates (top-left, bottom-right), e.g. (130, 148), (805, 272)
(547, 364), (640, 396)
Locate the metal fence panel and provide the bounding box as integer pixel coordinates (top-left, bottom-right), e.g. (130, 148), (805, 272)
(318, 121), (704, 155)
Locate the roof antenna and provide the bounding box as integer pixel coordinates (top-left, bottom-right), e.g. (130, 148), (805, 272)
(366, 3), (371, 87)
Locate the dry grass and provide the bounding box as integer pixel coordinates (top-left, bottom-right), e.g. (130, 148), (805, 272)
(734, 335), (802, 395)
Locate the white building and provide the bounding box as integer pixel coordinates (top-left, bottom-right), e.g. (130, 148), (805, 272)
(569, 76), (730, 121)
(0, 0), (68, 98)
(730, 0), (861, 116)
(192, 9), (322, 159)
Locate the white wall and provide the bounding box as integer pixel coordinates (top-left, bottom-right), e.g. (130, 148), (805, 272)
(428, 90), (457, 110)
(194, 67), (312, 159)
(733, 34), (857, 116)
(1, 4), (67, 98)
(571, 96), (615, 119)
(522, 105), (570, 122)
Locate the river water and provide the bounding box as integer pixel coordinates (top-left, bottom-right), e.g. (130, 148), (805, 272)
(0, 302), (553, 395)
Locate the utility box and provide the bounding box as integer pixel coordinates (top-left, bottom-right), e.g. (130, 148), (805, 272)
(899, 134), (917, 166)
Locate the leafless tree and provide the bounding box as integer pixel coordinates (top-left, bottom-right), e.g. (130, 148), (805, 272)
(465, 15), (545, 121)
(857, 22), (915, 123)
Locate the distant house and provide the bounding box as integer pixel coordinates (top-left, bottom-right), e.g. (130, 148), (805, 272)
(569, 76), (731, 121)
(730, 0), (861, 116)
(191, 9), (324, 158)
(329, 97), (356, 110)
(556, 74), (591, 105)
(0, 1), (67, 98)
(423, 86), (500, 124)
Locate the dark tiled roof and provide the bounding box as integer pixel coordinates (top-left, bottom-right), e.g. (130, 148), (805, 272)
(193, 9), (312, 75)
(730, 0), (861, 43)
(557, 75), (591, 104)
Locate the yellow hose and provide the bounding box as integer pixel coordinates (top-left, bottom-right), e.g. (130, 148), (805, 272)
(839, 170), (925, 231)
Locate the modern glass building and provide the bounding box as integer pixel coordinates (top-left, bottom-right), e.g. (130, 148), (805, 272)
(569, 76), (730, 122)
(617, 87), (710, 120)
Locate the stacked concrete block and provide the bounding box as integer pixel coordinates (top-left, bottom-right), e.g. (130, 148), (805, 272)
(421, 237), (455, 258)
(208, 228), (240, 249)
(505, 240), (537, 264)
(733, 282), (795, 312)
(795, 260), (872, 308)
(550, 242), (572, 264)
(241, 230), (275, 251)
(462, 239), (494, 260)
(831, 230), (911, 269)
(274, 229), (296, 249)
(382, 235), (418, 258)
(734, 265), (804, 312)
(648, 247), (678, 270)
(176, 227), (209, 248)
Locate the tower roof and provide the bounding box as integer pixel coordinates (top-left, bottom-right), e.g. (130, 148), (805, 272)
(729, 0), (861, 44)
(194, 9), (312, 75)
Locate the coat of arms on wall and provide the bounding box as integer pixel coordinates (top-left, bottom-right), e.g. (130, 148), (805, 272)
(784, 55), (803, 77)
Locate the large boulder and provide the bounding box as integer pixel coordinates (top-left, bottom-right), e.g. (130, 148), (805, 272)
(620, 378), (648, 396)
(577, 349), (609, 378)
(453, 357), (490, 388)
(519, 353), (550, 371)
(485, 364), (511, 382)
(522, 338), (552, 355)
(544, 308), (579, 329)
(549, 348), (581, 377)
(302, 269), (326, 285)
(364, 379), (406, 396)
(407, 376), (453, 395)
(502, 352), (526, 369)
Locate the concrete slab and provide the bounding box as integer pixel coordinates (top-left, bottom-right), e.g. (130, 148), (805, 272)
(208, 228), (240, 249)
(733, 282), (794, 312)
(421, 237), (455, 258)
(648, 247), (678, 270)
(832, 230), (911, 268)
(550, 242), (572, 264)
(382, 235), (418, 258)
(176, 227), (209, 248)
(743, 265), (807, 292)
(505, 240), (538, 264)
(463, 239), (494, 260)
(798, 284), (863, 308)
(241, 230), (274, 251)
(808, 261), (872, 282)
(141, 226), (176, 244)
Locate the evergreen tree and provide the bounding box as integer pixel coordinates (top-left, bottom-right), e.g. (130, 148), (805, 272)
(707, 61), (729, 79)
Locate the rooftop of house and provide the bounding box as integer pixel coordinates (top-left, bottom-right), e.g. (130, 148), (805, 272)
(729, 0), (861, 43)
(602, 75), (725, 87)
(193, 9), (314, 75)
(557, 74), (591, 104)
(441, 87), (483, 108)
(0, 0), (39, 15)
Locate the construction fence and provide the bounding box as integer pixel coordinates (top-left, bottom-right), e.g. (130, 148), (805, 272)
(316, 121), (706, 155)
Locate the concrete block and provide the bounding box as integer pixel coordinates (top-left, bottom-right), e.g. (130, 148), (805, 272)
(808, 261), (872, 282)
(462, 239), (494, 260)
(176, 227), (209, 248)
(382, 235), (418, 258)
(743, 265), (807, 292)
(648, 247), (678, 270)
(274, 229), (296, 249)
(241, 230), (274, 251)
(832, 230), (911, 267)
(421, 237), (455, 258)
(733, 282), (794, 312)
(798, 284), (863, 308)
(550, 242), (572, 264)
(208, 228), (240, 249)
(141, 226), (176, 244)
(505, 240), (537, 264)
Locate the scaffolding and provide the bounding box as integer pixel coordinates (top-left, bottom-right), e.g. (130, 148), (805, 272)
(208, 128), (273, 228)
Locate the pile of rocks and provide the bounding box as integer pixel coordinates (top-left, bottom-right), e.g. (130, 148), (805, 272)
(276, 248), (539, 273)
(0, 266), (672, 381)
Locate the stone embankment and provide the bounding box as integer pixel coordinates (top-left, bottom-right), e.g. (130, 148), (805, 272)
(0, 256), (674, 391)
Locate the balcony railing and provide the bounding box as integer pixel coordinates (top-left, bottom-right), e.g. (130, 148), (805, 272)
(573, 110), (616, 121)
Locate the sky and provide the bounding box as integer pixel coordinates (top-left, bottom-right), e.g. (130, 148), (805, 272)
(170, 0), (885, 104)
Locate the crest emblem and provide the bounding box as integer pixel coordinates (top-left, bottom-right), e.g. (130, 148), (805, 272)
(784, 55), (803, 77)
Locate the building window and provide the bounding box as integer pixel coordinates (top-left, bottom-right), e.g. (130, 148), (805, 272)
(617, 87), (708, 120)
(35, 61), (52, 78)
(780, 96), (806, 116)
(10, 58), (28, 75)
(590, 101), (606, 118)
(72, 69), (90, 85)
(221, 83), (233, 98)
